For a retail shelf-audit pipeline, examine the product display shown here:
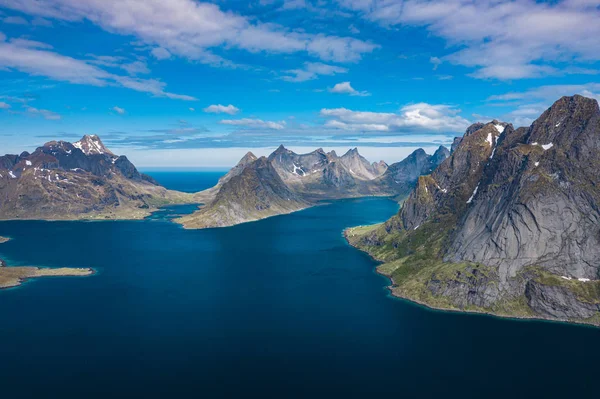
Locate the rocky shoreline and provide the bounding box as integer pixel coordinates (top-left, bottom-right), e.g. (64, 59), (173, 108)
(343, 228), (600, 328)
(0, 235), (94, 289)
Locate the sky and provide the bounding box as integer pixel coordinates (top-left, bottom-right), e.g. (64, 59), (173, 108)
(1, 0), (600, 167)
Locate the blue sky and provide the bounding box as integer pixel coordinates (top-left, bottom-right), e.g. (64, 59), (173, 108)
(1, 0), (600, 167)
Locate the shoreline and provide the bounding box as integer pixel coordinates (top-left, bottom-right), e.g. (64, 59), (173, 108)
(0, 266), (95, 290)
(177, 195), (396, 230)
(343, 229), (600, 329)
(1, 236), (95, 290)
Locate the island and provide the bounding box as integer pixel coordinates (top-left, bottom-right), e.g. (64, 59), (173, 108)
(0, 236), (93, 289)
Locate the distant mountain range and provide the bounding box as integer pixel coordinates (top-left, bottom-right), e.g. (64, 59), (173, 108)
(0, 134), (192, 220)
(178, 145), (449, 228)
(347, 95), (600, 326)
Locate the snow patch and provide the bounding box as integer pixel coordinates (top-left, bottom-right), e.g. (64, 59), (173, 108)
(561, 276), (572, 281)
(466, 184), (479, 204)
(578, 278), (590, 282)
(555, 122), (561, 128)
(494, 124), (505, 134)
(486, 132), (493, 147)
(8, 171), (16, 179)
(25, 160), (32, 166)
(292, 163), (305, 177)
(541, 143), (553, 150)
(534, 162), (540, 167)
(414, 225), (420, 230)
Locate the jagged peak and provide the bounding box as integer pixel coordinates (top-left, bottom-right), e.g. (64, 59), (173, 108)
(408, 148), (427, 158)
(327, 150), (338, 158)
(274, 144), (288, 153)
(341, 147), (360, 158)
(241, 151), (257, 162)
(73, 134), (114, 156)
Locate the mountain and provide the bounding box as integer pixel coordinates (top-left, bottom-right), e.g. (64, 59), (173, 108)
(378, 146), (450, 198)
(0, 135), (192, 220)
(346, 95), (600, 326)
(182, 145), (449, 229)
(179, 157), (309, 228)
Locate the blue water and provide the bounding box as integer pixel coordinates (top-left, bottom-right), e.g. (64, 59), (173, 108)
(141, 169), (226, 193)
(0, 172), (598, 398)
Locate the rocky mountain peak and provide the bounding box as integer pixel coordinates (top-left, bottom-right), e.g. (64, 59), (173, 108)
(73, 134), (114, 156)
(432, 146), (450, 163)
(239, 152), (257, 165)
(527, 95), (600, 149)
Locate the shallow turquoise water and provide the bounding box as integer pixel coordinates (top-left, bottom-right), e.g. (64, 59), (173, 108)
(0, 172), (598, 398)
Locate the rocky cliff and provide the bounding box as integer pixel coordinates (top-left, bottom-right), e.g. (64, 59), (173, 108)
(0, 135), (192, 220)
(346, 95), (600, 326)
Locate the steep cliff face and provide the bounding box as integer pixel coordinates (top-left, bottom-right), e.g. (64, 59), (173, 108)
(0, 135), (191, 219)
(447, 96), (600, 284)
(178, 157), (309, 229)
(346, 96), (600, 326)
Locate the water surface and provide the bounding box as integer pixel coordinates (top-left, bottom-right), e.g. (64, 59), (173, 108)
(0, 172), (598, 398)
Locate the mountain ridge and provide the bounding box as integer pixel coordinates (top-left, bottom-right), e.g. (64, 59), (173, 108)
(0, 135), (193, 220)
(179, 144), (449, 229)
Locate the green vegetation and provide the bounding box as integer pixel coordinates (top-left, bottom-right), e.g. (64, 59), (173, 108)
(533, 268), (600, 305)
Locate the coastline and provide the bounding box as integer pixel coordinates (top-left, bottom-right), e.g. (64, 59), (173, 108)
(178, 194), (396, 230)
(0, 235), (94, 289)
(343, 228), (600, 329)
(0, 266), (94, 290)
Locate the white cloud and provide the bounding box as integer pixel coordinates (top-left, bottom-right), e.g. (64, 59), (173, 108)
(488, 83), (600, 127)
(26, 106), (61, 120)
(2, 0), (378, 64)
(0, 35), (196, 100)
(320, 103), (470, 132)
(282, 62), (348, 82)
(430, 56), (441, 71)
(111, 106), (125, 115)
(0, 102), (10, 109)
(203, 104), (240, 115)
(189, 107), (195, 112)
(151, 47), (171, 60)
(220, 118), (286, 130)
(3, 16), (28, 25)
(329, 81), (370, 96)
(338, 0), (600, 80)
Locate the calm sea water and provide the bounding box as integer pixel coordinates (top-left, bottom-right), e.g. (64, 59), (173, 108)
(0, 172), (598, 398)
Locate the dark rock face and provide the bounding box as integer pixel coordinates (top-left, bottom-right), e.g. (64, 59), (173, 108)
(525, 280), (600, 320)
(447, 96), (600, 283)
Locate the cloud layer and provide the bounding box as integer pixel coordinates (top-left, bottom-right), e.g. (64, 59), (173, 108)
(1, 0), (378, 64)
(321, 103), (470, 132)
(338, 0), (600, 79)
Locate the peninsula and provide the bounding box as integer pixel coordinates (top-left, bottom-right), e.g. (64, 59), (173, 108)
(0, 236), (93, 289)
